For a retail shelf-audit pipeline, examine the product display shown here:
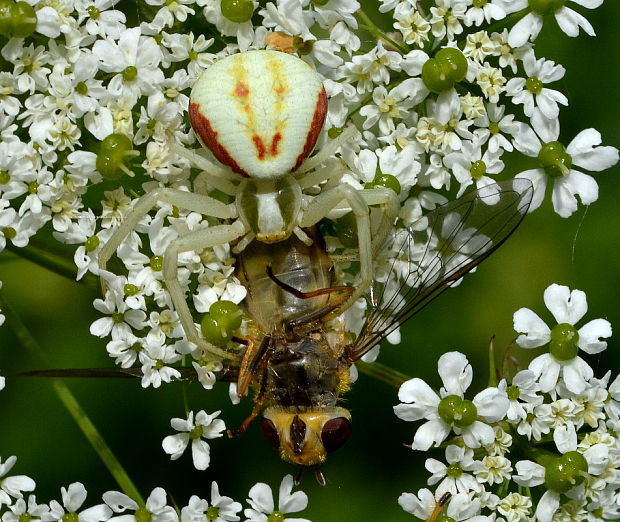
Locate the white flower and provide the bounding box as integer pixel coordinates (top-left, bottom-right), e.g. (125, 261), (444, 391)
(425, 445), (483, 496)
(400, 489), (489, 521)
(162, 410), (226, 470)
(508, 0), (605, 47)
(514, 125), (619, 217)
(496, 493), (533, 522)
(429, 0), (467, 40)
(474, 454), (513, 485)
(0, 281), (5, 328)
(394, 352), (509, 450)
(0, 457), (35, 504)
(181, 484), (241, 522)
(514, 424), (609, 522)
(359, 85), (416, 135)
(464, 0), (508, 26)
(2, 494), (50, 522)
(90, 273), (148, 339)
(505, 51), (568, 119)
(513, 283), (612, 394)
(138, 337), (182, 388)
(243, 475), (309, 522)
(45, 482), (112, 522)
(103, 487), (177, 522)
(393, 3), (430, 47)
(499, 369), (543, 422)
(444, 140), (504, 197)
(92, 28), (165, 98)
(75, 0), (127, 38)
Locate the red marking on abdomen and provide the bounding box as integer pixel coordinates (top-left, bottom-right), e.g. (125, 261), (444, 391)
(189, 102), (249, 177)
(252, 135), (266, 160)
(235, 81), (249, 98)
(293, 87), (328, 172)
(271, 132), (282, 157)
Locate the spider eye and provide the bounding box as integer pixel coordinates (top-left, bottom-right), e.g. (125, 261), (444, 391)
(261, 418), (280, 448)
(321, 417), (351, 453)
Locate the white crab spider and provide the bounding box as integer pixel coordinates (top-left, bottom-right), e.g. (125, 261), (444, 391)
(99, 50), (399, 359)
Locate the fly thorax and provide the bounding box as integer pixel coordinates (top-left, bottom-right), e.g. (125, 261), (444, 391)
(236, 175), (302, 243)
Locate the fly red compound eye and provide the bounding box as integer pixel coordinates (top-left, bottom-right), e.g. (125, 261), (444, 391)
(320, 417), (351, 453)
(261, 418), (280, 448)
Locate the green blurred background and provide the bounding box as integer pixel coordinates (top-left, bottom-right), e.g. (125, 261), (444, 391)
(1, 3), (619, 521)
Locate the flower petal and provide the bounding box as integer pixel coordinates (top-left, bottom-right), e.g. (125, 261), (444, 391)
(411, 419), (450, 451)
(543, 284), (587, 324)
(438, 352), (472, 396)
(473, 387), (509, 421)
(561, 356), (593, 394)
(513, 308), (550, 348)
(535, 490), (560, 522)
(247, 483), (274, 514)
(460, 420), (495, 448)
(578, 318), (612, 354)
(555, 6), (595, 37)
(191, 440), (210, 471)
(278, 475), (308, 514)
(529, 354), (560, 393)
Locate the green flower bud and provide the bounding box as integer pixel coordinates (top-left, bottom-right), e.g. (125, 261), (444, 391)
(538, 141), (572, 179)
(96, 133), (137, 180)
(544, 450), (588, 493)
(365, 174), (401, 194)
(470, 160), (487, 180)
(220, 0), (254, 23)
(422, 48), (468, 94)
(0, 0), (37, 39)
(201, 301), (242, 346)
(529, 0), (565, 16)
(549, 322), (579, 361)
(150, 255), (163, 271)
(333, 212), (358, 249)
(84, 235), (100, 252)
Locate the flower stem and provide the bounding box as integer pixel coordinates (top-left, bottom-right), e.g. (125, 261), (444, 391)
(487, 335), (498, 387)
(355, 9), (409, 54)
(356, 360), (411, 388)
(5, 242), (98, 288)
(1, 294), (145, 507)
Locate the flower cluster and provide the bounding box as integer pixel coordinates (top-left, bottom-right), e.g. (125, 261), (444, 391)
(0, 0), (617, 396)
(395, 284), (618, 521)
(0, 463), (311, 522)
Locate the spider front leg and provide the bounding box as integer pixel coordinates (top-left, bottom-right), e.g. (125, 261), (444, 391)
(300, 185), (372, 315)
(98, 188), (236, 291)
(163, 219), (247, 359)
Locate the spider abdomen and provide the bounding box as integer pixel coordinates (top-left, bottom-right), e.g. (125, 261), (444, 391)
(189, 50), (327, 179)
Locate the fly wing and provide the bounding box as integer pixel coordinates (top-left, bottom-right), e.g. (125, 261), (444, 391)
(347, 179), (534, 362)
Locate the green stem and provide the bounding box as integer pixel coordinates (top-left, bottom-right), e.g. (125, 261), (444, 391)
(487, 335), (497, 388)
(355, 9), (409, 54)
(356, 360), (411, 388)
(5, 242), (98, 288)
(1, 294), (145, 507)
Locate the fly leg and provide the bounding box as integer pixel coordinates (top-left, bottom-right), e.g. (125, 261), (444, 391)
(234, 335), (271, 398)
(301, 184), (371, 316)
(266, 266), (354, 327)
(227, 350), (270, 438)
